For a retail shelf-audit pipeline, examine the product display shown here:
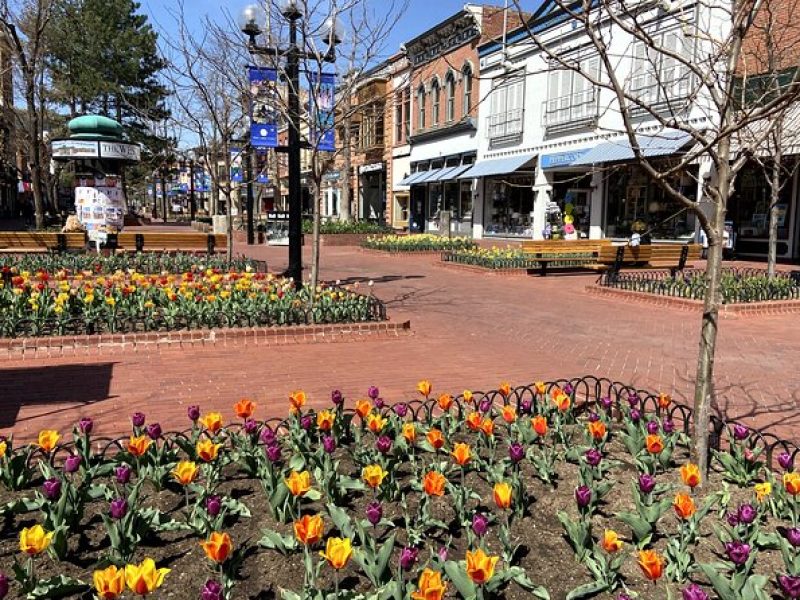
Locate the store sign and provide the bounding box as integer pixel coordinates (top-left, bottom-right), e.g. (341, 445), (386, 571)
(52, 140), (99, 159)
(99, 141), (141, 162)
(408, 25), (480, 66)
(540, 149), (591, 170)
(323, 170), (341, 181)
(359, 163), (384, 174)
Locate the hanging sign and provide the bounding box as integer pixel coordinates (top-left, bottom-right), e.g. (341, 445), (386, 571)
(309, 72), (336, 151)
(249, 67), (279, 148)
(230, 148), (243, 183)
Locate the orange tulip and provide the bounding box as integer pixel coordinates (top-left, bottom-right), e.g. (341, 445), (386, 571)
(638, 549), (664, 581)
(0, 440), (6, 459)
(602, 530), (624, 553)
(673, 493), (696, 519)
(658, 393), (671, 409)
(531, 415), (548, 437)
(355, 399), (372, 419)
(437, 394), (454, 411)
(501, 405), (517, 424)
(646, 434), (664, 454)
(127, 435), (151, 457)
(171, 460), (199, 486)
(316, 410), (335, 432)
(233, 398), (256, 419)
(285, 470), (312, 496)
(366, 413), (386, 434)
(196, 439), (222, 462)
(553, 392), (571, 412)
(451, 443), (471, 466)
(466, 411), (482, 431)
(587, 421), (607, 441)
(410, 567), (447, 600)
(680, 463), (701, 489)
(465, 548), (499, 585)
(289, 390), (307, 414)
(417, 380), (432, 397)
(480, 418), (494, 437)
(423, 471), (446, 496)
(534, 381), (546, 395)
(498, 382), (511, 398)
(201, 531), (233, 563)
(93, 565), (125, 599)
(493, 482), (512, 509)
(402, 423), (416, 444)
(785, 472), (800, 496)
(362, 464), (388, 488)
(294, 514), (324, 546)
(550, 386), (562, 399)
(199, 412), (223, 435)
(37, 430), (60, 453)
(427, 428), (445, 450)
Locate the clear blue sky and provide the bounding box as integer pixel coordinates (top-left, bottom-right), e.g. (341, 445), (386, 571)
(141, 0), (509, 61)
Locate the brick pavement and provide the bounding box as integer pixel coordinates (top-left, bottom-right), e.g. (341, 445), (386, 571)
(1, 241), (799, 443)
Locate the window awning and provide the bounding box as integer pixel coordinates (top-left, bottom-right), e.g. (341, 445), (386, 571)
(414, 168), (447, 184)
(458, 153), (538, 179)
(427, 165), (472, 182)
(397, 171), (428, 186)
(571, 131), (693, 166)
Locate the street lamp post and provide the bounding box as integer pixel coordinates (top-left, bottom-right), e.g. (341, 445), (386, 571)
(245, 144), (256, 245)
(239, 1), (341, 286)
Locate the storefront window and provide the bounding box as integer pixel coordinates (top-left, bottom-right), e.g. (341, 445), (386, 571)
(729, 163), (794, 240)
(427, 182), (442, 220)
(483, 176), (535, 237)
(550, 172), (592, 238)
(605, 163), (697, 240)
(443, 181), (459, 217)
(460, 181), (473, 221)
(394, 193), (409, 223)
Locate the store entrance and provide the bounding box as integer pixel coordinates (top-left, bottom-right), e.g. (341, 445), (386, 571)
(550, 172), (592, 239)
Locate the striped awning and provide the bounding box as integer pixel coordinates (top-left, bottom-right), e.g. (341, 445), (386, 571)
(571, 131), (693, 166)
(458, 153), (538, 179)
(397, 171), (428, 186)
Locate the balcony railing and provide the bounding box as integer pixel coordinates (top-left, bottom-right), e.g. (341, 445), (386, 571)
(542, 89), (598, 131)
(487, 108), (524, 142)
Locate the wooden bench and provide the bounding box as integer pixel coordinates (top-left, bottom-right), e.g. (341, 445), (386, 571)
(112, 232), (227, 254)
(521, 239), (613, 276)
(590, 243), (701, 282)
(0, 231), (87, 253)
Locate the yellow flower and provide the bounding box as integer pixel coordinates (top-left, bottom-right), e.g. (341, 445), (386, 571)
(0, 439), (6, 458)
(417, 379), (432, 397)
(124, 558), (170, 595)
(285, 470), (312, 496)
(294, 514), (324, 546)
(754, 482), (772, 502)
(37, 429), (60, 453)
(319, 537), (353, 570)
(493, 482), (512, 509)
(362, 464), (388, 488)
(19, 524), (53, 555)
(365, 412), (386, 434)
(465, 548), (499, 584)
(93, 565), (126, 599)
(410, 568), (447, 600)
(601, 529), (624, 553)
(199, 412), (223, 435)
(172, 461), (199, 485)
(196, 439), (222, 462)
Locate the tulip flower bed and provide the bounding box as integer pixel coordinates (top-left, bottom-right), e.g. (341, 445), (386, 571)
(1, 379), (799, 600)
(362, 234), (476, 253)
(0, 268), (384, 338)
(441, 247), (592, 270)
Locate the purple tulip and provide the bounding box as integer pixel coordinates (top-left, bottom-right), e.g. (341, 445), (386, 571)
(131, 412), (145, 428)
(472, 513), (489, 537)
(187, 405), (201, 422)
(682, 584), (709, 600)
(366, 501), (382, 526)
(63, 454), (81, 474)
(585, 448), (603, 467)
(784, 527), (800, 547)
(630, 409), (641, 423)
(373, 397), (385, 409)
(367, 386), (380, 400)
(437, 547), (448, 562)
(78, 417), (93, 435)
(394, 403), (408, 418)
(779, 574), (800, 599)
(300, 415), (313, 431)
(376, 435), (392, 455)
(587, 412), (600, 423)
(509, 442), (525, 464)
(564, 384), (574, 395)
(575, 485), (592, 510)
(266, 443), (282, 463)
(725, 541), (751, 566)
(0, 572), (9, 599)
(663, 418), (675, 434)
(737, 504), (756, 525)
(243, 419), (258, 436)
(146, 423), (162, 440)
(779, 452), (794, 471)
(322, 435), (337, 454)
(639, 473), (656, 494)
(520, 399), (532, 414)
(618, 595), (632, 600)
(646, 421), (660, 435)
(260, 426), (276, 446)
(732, 424), (749, 441)
(201, 579), (224, 600)
(331, 389), (344, 406)
(627, 393), (639, 407)
(726, 512), (740, 527)
(600, 396), (613, 410)
(399, 546), (419, 571)
(479, 398), (492, 414)
(206, 495), (222, 517)
(115, 464), (132, 484)
(42, 478), (61, 500)
(110, 498), (128, 520)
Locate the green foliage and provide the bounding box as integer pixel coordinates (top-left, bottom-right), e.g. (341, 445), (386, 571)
(363, 234), (476, 252)
(302, 220), (393, 235)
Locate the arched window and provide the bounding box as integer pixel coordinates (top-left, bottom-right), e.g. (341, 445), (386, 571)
(445, 71), (456, 122)
(462, 64), (474, 116)
(431, 78), (441, 125)
(417, 85), (426, 130)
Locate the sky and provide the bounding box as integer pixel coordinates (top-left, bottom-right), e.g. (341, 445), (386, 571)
(140, 0), (495, 62)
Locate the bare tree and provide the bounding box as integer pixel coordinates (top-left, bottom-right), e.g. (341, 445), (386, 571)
(0, 0), (56, 229)
(511, 0), (800, 476)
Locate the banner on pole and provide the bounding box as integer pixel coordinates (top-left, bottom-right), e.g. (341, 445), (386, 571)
(230, 148), (243, 183)
(309, 72), (336, 152)
(256, 150), (270, 184)
(249, 66), (279, 148)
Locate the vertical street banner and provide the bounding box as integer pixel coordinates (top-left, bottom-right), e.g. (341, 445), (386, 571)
(309, 72), (336, 151)
(230, 148), (243, 183)
(249, 66), (279, 148)
(256, 150), (270, 184)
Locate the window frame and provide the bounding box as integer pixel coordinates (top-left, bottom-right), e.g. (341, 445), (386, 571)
(431, 78), (441, 126)
(445, 71), (456, 122)
(417, 85), (426, 131)
(487, 72), (525, 142)
(462, 64), (473, 115)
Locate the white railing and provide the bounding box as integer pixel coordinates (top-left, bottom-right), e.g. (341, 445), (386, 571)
(542, 89), (598, 128)
(487, 108), (524, 141)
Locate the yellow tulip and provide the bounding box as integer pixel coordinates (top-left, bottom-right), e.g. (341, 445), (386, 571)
(196, 439), (222, 462)
(124, 558), (170, 595)
(171, 460), (199, 485)
(362, 464), (388, 488)
(93, 565), (126, 599)
(319, 537), (353, 570)
(37, 430), (60, 453)
(19, 524), (53, 555)
(285, 470), (312, 496)
(465, 548), (499, 584)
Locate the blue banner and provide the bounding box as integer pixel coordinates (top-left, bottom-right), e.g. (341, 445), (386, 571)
(309, 72), (336, 151)
(256, 150), (269, 184)
(249, 67), (279, 148)
(230, 148), (243, 183)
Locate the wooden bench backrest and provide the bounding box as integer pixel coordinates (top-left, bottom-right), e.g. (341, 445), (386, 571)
(521, 239), (611, 253)
(648, 244), (702, 262)
(115, 232), (227, 251)
(0, 232), (85, 249)
(596, 245), (653, 264)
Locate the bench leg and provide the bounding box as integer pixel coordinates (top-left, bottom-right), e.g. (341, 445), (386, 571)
(540, 262), (548, 277)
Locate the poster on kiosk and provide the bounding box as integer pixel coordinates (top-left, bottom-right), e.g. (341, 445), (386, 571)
(74, 176), (125, 244)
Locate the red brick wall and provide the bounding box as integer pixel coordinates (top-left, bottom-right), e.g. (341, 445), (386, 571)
(739, 0), (800, 75)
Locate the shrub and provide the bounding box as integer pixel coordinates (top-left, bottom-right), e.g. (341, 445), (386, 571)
(363, 234), (476, 252)
(301, 220), (393, 235)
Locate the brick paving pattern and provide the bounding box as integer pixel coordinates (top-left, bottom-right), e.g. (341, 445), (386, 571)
(1, 238), (799, 443)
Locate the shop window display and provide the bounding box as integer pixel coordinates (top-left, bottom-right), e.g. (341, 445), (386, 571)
(484, 177), (535, 237)
(729, 163), (794, 240)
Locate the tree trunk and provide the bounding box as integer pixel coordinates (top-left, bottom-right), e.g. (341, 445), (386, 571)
(310, 182), (323, 293)
(25, 83), (44, 229)
(767, 154), (781, 278)
(339, 103), (352, 221)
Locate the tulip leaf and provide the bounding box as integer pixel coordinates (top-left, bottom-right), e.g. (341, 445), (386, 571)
(258, 528), (297, 555)
(443, 560), (477, 600)
(741, 574), (769, 600)
(698, 563), (736, 600)
(221, 497), (251, 518)
(29, 575), (87, 599)
(289, 454), (306, 471)
(565, 581), (607, 600)
(326, 503), (355, 539)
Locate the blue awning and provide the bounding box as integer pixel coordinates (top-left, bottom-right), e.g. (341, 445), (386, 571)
(426, 165), (472, 182)
(397, 171), (428, 186)
(571, 131), (693, 166)
(415, 168), (448, 183)
(458, 153), (537, 179)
